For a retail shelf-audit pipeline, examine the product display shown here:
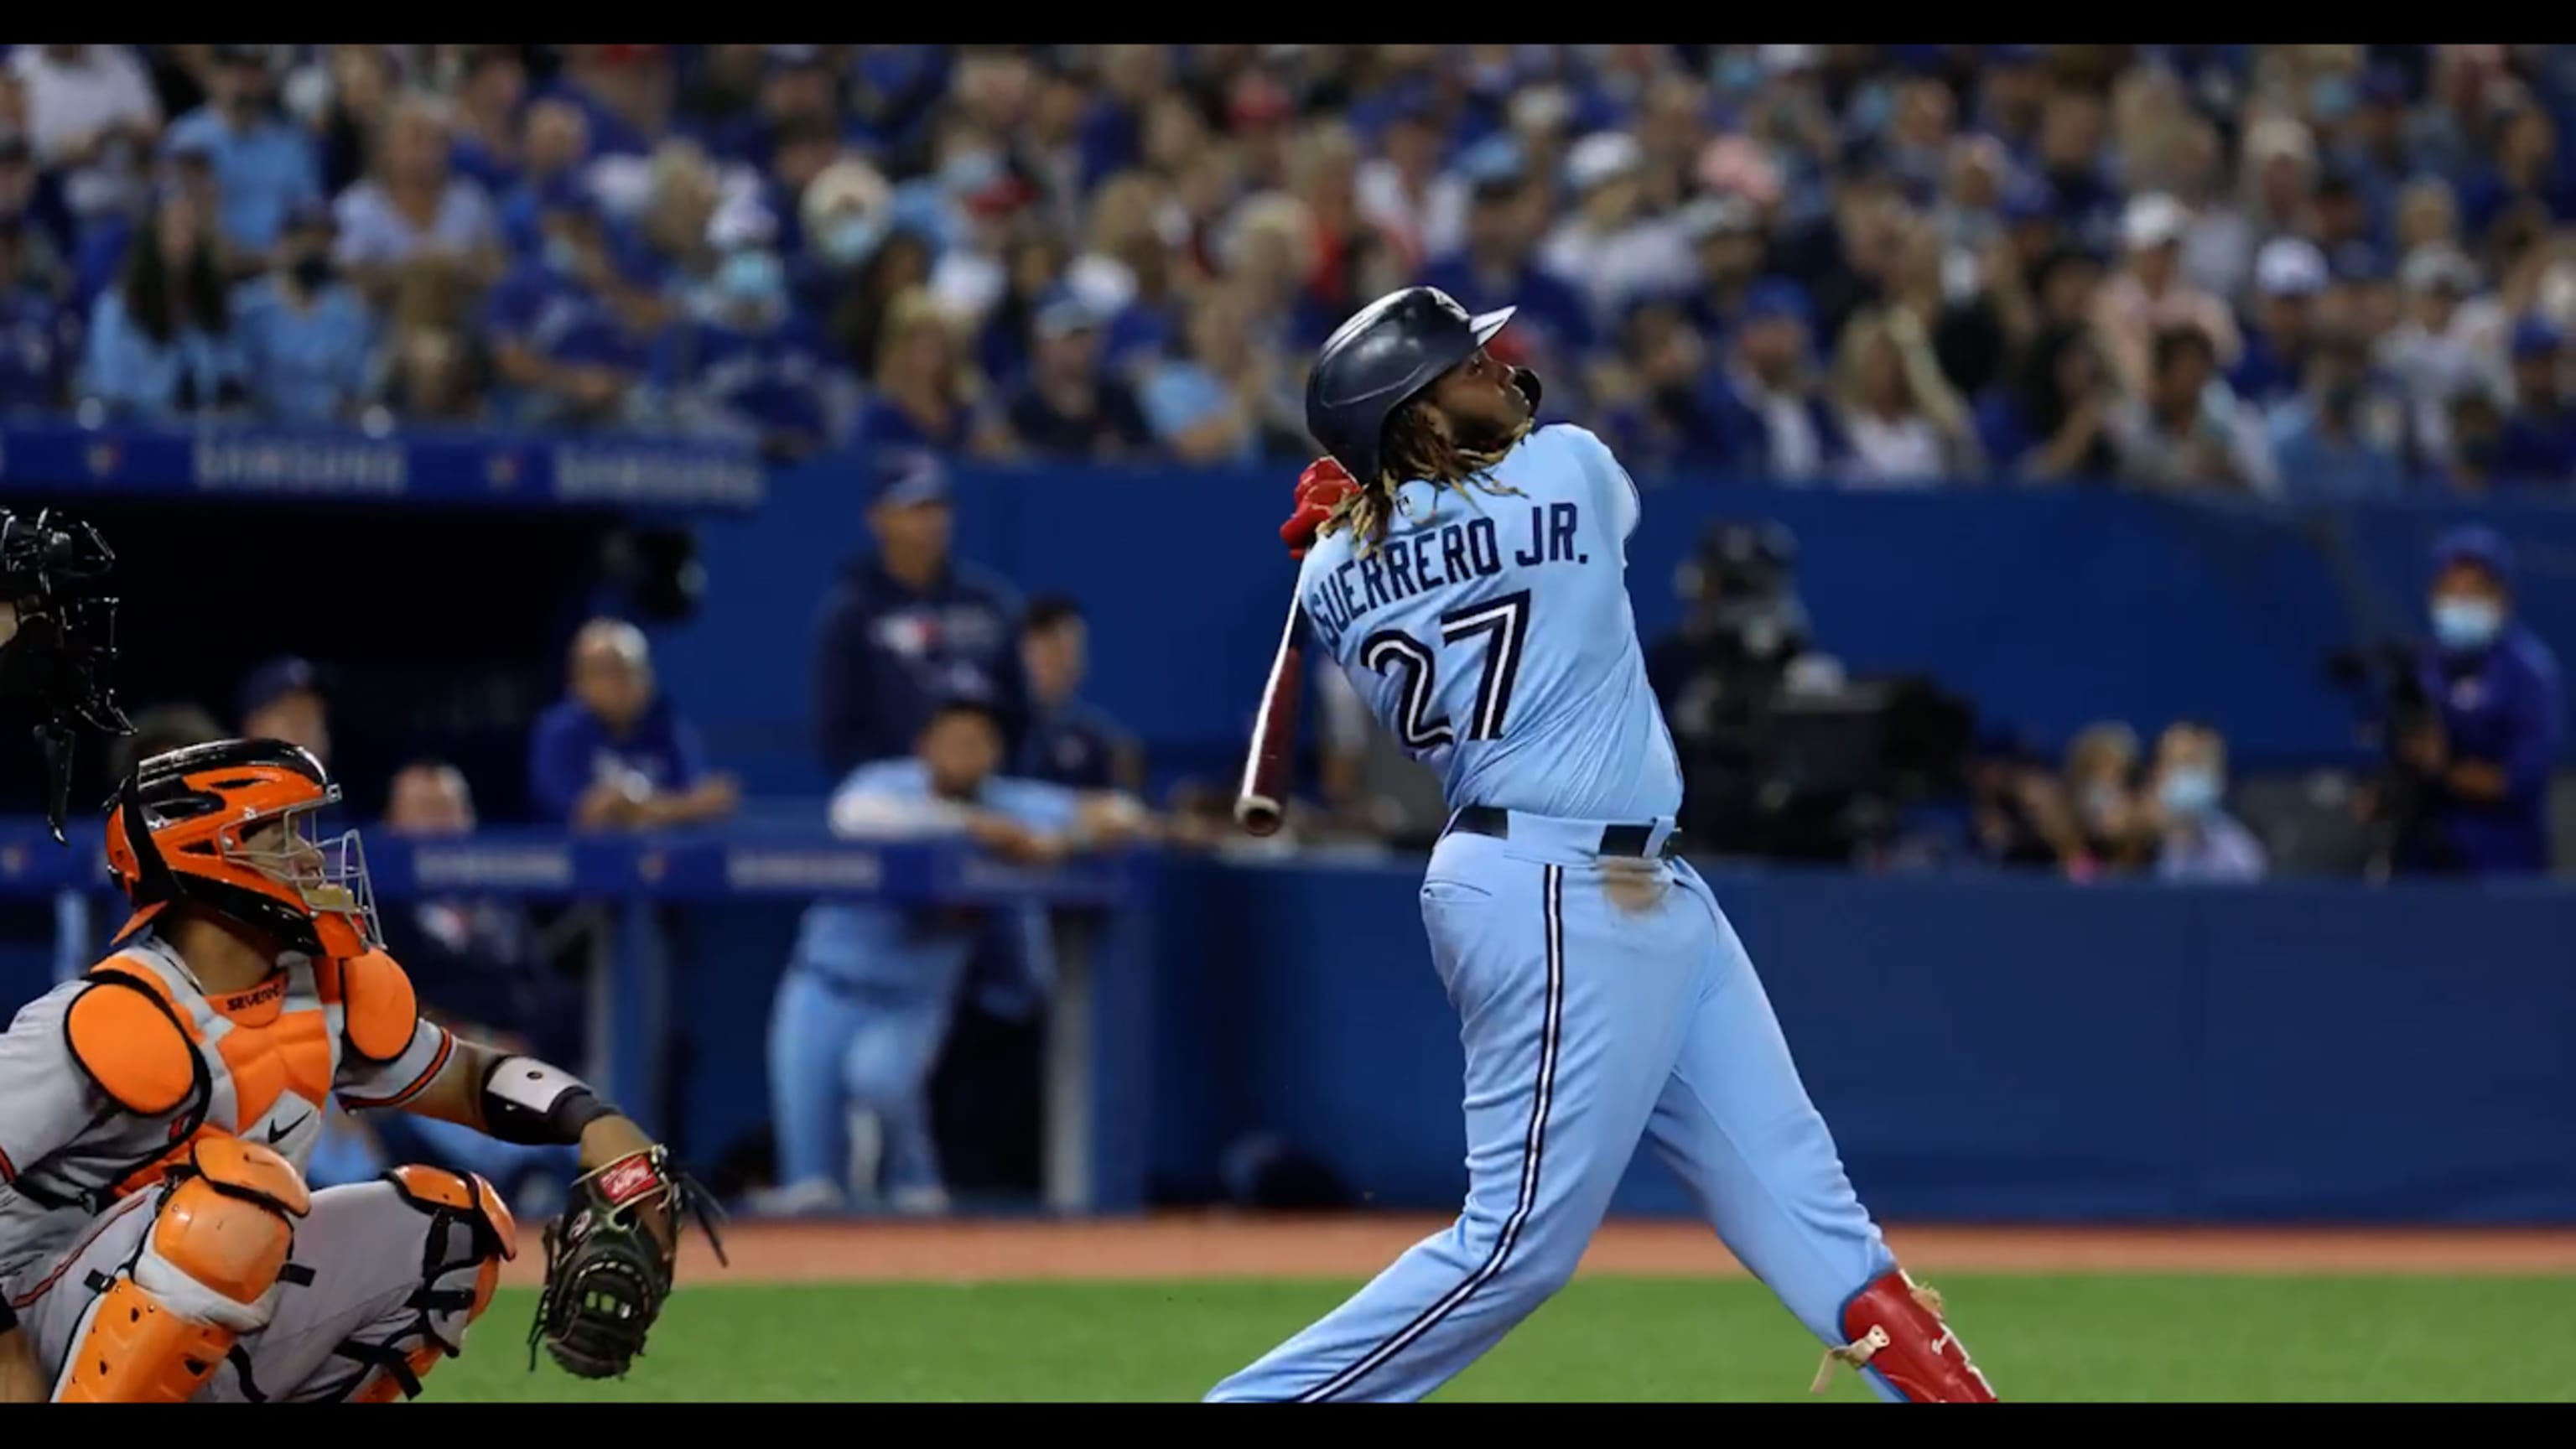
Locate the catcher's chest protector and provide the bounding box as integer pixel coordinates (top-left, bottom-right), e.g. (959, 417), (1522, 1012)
(68, 943), (359, 1197)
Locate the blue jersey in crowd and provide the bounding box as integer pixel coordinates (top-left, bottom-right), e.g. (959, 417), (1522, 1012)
(80, 292), (242, 420)
(163, 107), (323, 256)
(527, 694), (709, 826)
(0, 283), (79, 415)
(484, 259), (647, 423)
(231, 278), (377, 424)
(652, 313), (846, 447)
(1415, 252), (1596, 387)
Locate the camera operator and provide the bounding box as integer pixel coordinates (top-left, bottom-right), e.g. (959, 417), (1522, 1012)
(0, 507), (132, 839)
(1659, 518), (1865, 855)
(2364, 526), (2563, 877)
(1649, 519), (1977, 863)
(1649, 521), (1817, 856)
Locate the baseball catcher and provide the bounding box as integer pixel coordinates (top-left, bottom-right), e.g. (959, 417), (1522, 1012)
(0, 739), (722, 1403)
(0, 506), (133, 843)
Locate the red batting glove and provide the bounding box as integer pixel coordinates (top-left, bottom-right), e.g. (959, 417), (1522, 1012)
(1280, 456), (1358, 560)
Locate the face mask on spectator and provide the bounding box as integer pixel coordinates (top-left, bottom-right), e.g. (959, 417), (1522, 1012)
(940, 150), (1003, 197)
(718, 249), (785, 309)
(2431, 596), (2502, 651)
(2309, 74), (2356, 122)
(819, 214), (884, 268)
(2158, 767), (2220, 819)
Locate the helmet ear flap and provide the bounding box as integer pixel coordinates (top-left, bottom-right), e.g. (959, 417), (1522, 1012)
(115, 770), (178, 904)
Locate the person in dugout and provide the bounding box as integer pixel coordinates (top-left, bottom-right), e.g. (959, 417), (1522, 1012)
(761, 693), (1150, 1217)
(2392, 525), (2564, 876)
(808, 450), (1051, 1165)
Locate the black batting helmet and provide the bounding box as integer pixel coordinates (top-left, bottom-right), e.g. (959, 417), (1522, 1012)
(1305, 286), (1536, 486)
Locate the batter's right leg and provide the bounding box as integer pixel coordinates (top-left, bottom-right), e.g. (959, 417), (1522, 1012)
(1206, 842), (1704, 1403)
(1644, 863), (1997, 1403)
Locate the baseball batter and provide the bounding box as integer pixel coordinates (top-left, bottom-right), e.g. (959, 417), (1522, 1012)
(0, 739), (718, 1403)
(1207, 288), (1996, 1403)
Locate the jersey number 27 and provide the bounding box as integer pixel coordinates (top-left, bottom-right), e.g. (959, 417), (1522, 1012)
(1358, 589), (1531, 751)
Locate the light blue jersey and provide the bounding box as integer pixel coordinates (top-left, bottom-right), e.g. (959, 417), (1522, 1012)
(1295, 423), (1681, 823)
(789, 759), (1080, 990)
(1214, 418), (1992, 1401)
(770, 757), (1083, 1206)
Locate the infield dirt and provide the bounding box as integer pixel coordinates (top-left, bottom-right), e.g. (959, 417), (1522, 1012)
(496, 1215), (2576, 1286)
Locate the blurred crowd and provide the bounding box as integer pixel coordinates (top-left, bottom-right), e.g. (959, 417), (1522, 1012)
(0, 44), (2572, 488)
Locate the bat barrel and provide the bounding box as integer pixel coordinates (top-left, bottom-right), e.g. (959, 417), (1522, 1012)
(1234, 597), (1306, 837)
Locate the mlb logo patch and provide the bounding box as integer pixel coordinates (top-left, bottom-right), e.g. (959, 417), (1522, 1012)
(876, 611), (941, 657)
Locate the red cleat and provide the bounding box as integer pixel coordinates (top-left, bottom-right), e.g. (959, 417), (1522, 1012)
(1812, 1270), (2000, 1402)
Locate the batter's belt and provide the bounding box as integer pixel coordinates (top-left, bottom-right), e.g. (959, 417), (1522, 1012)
(1443, 806), (1679, 861)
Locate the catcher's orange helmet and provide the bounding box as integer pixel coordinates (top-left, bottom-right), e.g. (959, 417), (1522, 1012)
(104, 738), (381, 959)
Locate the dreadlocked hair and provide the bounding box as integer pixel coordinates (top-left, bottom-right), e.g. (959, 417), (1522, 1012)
(1323, 402), (1535, 556)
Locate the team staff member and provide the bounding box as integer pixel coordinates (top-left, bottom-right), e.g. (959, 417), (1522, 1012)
(529, 618), (740, 831)
(809, 449), (1042, 1150)
(811, 449), (1032, 779)
(2393, 526), (2564, 876)
(763, 694), (1148, 1216)
(1017, 594), (1142, 792)
(989, 594), (1140, 1021)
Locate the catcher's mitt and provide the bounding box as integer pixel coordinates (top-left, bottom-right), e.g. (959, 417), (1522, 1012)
(527, 1145), (728, 1379)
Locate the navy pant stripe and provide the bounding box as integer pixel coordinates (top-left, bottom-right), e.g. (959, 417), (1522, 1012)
(1299, 863), (1566, 1401)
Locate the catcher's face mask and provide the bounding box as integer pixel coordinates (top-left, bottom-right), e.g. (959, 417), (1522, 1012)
(226, 805), (384, 958)
(106, 739), (381, 960)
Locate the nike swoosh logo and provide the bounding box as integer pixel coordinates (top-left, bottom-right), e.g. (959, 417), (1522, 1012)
(264, 1113), (308, 1145)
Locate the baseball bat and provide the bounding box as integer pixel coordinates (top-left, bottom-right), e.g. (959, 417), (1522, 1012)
(1233, 594), (1306, 836)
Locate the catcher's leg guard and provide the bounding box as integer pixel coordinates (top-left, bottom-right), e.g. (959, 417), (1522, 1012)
(337, 1164), (518, 1403)
(54, 1137), (312, 1403)
(1814, 1269), (1998, 1402)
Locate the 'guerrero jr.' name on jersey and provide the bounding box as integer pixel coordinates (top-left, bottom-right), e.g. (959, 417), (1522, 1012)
(1302, 500), (1590, 658)
(1291, 423), (1684, 825)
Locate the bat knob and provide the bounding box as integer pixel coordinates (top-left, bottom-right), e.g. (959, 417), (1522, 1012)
(1234, 795), (1284, 837)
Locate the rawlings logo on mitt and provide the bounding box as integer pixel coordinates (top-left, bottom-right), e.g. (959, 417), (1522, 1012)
(527, 1145), (727, 1380)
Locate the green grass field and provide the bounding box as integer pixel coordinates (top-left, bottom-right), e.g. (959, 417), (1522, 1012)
(441, 1275), (2576, 1402)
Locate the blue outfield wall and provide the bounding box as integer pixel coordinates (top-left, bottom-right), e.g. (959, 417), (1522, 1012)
(0, 826), (2563, 1224)
(657, 857), (2576, 1227)
(651, 454), (2576, 797)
